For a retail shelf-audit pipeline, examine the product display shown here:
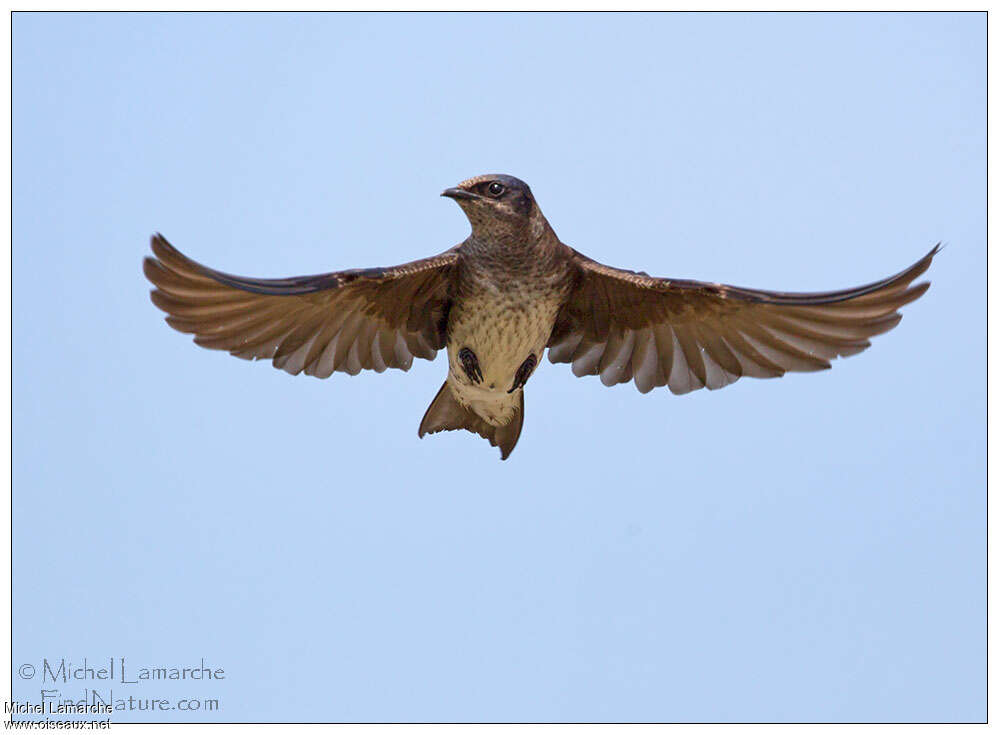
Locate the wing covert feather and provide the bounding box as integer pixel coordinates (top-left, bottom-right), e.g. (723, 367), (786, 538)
(144, 234), (459, 377)
(548, 245), (938, 395)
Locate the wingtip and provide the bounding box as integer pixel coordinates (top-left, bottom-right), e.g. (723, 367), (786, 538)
(142, 255), (161, 279)
(150, 232), (176, 257)
(892, 244), (940, 287)
(914, 242), (942, 271)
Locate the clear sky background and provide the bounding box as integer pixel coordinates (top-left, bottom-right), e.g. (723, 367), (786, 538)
(13, 12), (983, 723)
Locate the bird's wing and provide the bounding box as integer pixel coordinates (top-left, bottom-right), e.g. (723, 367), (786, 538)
(547, 245), (938, 394)
(144, 234), (460, 377)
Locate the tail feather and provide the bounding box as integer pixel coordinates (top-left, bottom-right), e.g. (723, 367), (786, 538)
(418, 381), (524, 460)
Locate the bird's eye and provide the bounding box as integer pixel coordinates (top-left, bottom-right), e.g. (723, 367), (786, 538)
(488, 181), (505, 197)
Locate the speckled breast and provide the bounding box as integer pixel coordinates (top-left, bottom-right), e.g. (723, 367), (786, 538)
(444, 257), (568, 423)
(449, 289), (561, 388)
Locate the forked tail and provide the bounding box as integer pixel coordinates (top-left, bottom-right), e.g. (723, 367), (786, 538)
(418, 381), (525, 460)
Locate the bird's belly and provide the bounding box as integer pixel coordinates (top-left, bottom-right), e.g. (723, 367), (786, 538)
(446, 292), (561, 422)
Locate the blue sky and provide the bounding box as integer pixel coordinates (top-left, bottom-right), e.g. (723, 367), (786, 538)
(13, 12), (983, 723)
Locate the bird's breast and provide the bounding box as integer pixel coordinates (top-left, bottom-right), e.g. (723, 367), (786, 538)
(445, 280), (565, 420)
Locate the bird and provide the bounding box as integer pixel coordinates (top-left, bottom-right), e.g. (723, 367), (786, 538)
(143, 173), (938, 460)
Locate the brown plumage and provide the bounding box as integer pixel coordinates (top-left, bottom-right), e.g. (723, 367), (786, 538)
(548, 245), (937, 394)
(144, 235), (458, 376)
(144, 173), (938, 459)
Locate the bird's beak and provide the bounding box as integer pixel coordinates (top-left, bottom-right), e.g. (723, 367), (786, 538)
(441, 187), (478, 201)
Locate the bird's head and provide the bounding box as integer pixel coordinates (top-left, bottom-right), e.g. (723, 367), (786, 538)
(442, 174), (544, 238)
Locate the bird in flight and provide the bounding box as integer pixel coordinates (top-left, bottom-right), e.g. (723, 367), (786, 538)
(144, 174), (937, 460)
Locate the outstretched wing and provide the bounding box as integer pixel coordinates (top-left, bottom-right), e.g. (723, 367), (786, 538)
(144, 234), (460, 377)
(547, 245), (938, 394)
